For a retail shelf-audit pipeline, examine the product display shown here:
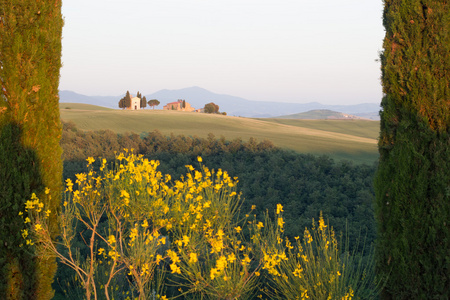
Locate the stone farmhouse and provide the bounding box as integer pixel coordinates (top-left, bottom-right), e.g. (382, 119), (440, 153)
(163, 99), (196, 112)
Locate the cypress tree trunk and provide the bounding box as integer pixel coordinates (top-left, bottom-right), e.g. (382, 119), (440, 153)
(375, 1), (450, 299)
(0, 1), (63, 299)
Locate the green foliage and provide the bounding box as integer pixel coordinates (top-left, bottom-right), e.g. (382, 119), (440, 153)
(376, 1), (450, 298)
(257, 210), (381, 299)
(204, 102), (219, 114)
(60, 124), (376, 254)
(148, 99), (160, 109)
(25, 153), (379, 300)
(25, 153), (260, 299)
(118, 98), (125, 109)
(0, 123), (42, 299)
(140, 96), (147, 109)
(0, 1), (63, 298)
(57, 124), (378, 299)
(60, 126), (276, 162)
(380, 1), (450, 132)
(119, 91), (139, 109)
(125, 91), (132, 108)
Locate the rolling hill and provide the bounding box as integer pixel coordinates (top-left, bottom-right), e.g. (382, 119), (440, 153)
(59, 87), (381, 119)
(275, 109), (370, 120)
(60, 103), (379, 164)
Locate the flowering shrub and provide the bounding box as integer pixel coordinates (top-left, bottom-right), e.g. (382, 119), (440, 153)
(253, 209), (381, 300)
(22, 151), (381, 299)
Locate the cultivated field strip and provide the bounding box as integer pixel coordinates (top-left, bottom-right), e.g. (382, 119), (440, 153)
(60, 104), (379, 164)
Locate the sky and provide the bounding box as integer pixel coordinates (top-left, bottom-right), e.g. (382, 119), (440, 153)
(59, 0), (385, 105)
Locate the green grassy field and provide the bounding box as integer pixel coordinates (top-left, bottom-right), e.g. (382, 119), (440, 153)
(60, 103), (380, 164)
(60, 103), (113, 111)
(259, 118), (380, 139)
(275, 109), (350, 120)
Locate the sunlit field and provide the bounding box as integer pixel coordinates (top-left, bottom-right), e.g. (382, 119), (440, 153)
(60, 104), (379, 164)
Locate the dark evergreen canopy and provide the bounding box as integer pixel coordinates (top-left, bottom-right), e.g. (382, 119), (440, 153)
(0, 1), (64, 298)
(375, 1), (450, 298)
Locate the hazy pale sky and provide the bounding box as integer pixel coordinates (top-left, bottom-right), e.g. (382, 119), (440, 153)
(60, 0), (385, 105)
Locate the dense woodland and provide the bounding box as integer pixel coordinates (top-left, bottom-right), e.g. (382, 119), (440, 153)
(57, 121), (378, 298)
(62, 121), (376, 249)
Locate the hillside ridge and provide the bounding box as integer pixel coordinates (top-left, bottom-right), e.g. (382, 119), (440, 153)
(60, 103), (379, 164)
(59, 88), (380, 119)
(276, 109), (372, 120)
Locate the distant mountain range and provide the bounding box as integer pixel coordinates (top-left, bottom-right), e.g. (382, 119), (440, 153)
(59, 87), (381, 120)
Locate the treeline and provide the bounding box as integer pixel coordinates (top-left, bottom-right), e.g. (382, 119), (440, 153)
(61, 121), (275, 161)
(57, 122), (377, 298)
(61, 121), (376, 248)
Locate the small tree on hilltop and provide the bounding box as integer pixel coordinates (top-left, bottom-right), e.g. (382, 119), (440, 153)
(140, 96), (147, 109)
(148, 99), (160, 110)
(124, 91), (132, 108)
(204, 102), (219, 114)
(118, 97), (125, 109)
